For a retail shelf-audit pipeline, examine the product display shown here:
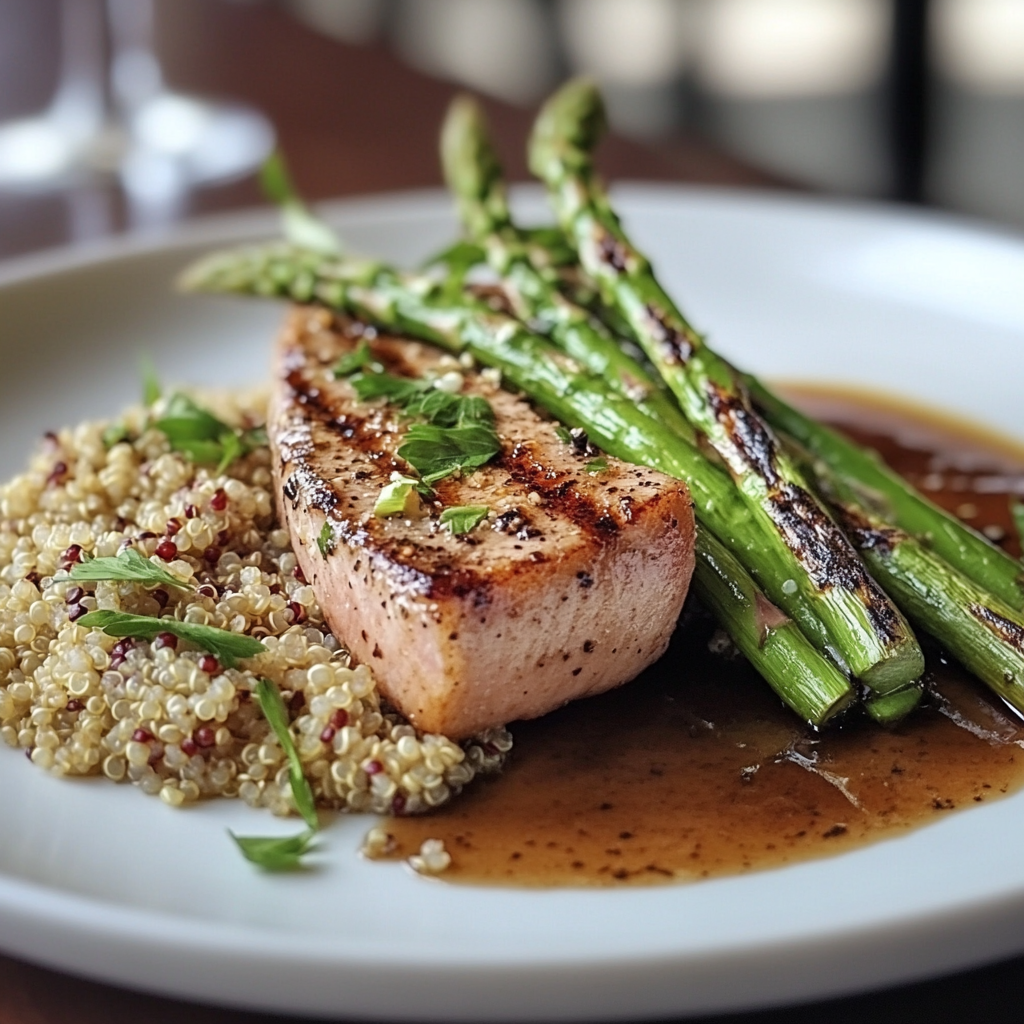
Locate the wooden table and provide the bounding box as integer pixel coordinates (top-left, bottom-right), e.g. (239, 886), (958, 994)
(0, 2), (1020, 1021)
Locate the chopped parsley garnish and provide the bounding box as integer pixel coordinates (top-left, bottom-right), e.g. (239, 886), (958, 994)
(351, 370), (430, 405)
(332, 338), (373, 377)
(77, 610), (266, 668)
(253, 678), (319, 830)
(317, 521), (335, 558)
(585, 457), (609, 474)
(352, 369), (501, 488)
(439, 505), (489, 535)
(230, 678), (320, 870)
(374, 476), (423, 518)
(405, 391), (492, 428)
(69, 548), (193, 590)
(420, 239), (486, 299)
(102, 423), (131, 448)
(153, 393), (264, 473)
(231, 830), (316, 871)
(260, 151), (341, 256)
(399, 423), (500, 485)
(554, 426), (572, 444)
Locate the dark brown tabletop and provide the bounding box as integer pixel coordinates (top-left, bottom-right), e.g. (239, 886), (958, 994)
(0, 2), (1020, 1022)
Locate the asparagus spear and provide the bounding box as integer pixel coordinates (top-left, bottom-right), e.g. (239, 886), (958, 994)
(528, 77), (924, 706)
(693, 530), (854, 726)
(183, 244), (857, 724)
(803, 454), (1024, 715)
(744, 375), (1024, 613)
(440, 95), (693, 442)
(531, 217), (1024, 618)
(439, 98), (864, 721)
(559, 254), (1024, 719)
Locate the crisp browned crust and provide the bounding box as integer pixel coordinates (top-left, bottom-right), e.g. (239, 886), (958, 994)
(269, 307), (696, 737)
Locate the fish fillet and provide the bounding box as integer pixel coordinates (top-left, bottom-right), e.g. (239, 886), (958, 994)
(269, 307), (695, 738)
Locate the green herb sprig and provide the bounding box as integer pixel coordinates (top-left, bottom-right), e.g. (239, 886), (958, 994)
(317, 521), (335, 558)
(439, 505), (489, 535)
(260, 151), (341, 256)
(400, 422), (500, 485)
(153, 393), (264, 474)
(1011, 499), (1024, 560)
(231, 830), (315, 871)
(142, 357), (162, 408)
(69, 548), (194, 591)
(351, 370), (431, 406)
(332, 338), (375, 378)
(77, 610), (266, 668)
(351, 368), (502, 489)
(102, 423), (131, 449)
(230, 678), (320, 870)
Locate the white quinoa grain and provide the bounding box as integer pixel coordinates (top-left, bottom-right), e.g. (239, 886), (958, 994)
(0, 390), (511, 821)
(408, 838), (451, 875)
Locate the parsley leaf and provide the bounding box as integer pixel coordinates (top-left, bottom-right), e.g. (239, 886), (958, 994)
(230, 829), (316, 871)
(398, 423), (501, 485)
(260, 151), (341, 256)
(439, 505), (489, 535)
(333, 339), (373, 378)
(351, 371), (430, 405)
(585, 457), (609, 474)
(153, 393), (263, 473)
(405, 391), (494, 429)
(420, 239), (486, 300)
(554, 426), (573, 445)
(69, 548), (193, 590)
(77, 611), (266, 668)
(253, 678), (319, 830)
(317, 521), (335, 558)
(350, 369), (502, 486)
(102, 423), (131, 448)
(229, 677), (321, 870)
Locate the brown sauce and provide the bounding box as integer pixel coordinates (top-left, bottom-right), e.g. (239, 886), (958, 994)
(385, 388), (1024, 886)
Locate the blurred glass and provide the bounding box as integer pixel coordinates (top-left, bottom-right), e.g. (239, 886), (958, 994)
(558, 0), (696, 138)
(394, 0), (559, 103)
(931, 0), (1024, 224)
(0, 0), (274, 228)
(695, 0), (890, 195)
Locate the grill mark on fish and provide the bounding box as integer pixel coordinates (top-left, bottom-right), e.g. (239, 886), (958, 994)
(502, 442), (621, 539)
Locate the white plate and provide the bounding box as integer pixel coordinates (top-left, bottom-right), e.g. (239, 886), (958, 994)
(1, 186), (1024, 1022)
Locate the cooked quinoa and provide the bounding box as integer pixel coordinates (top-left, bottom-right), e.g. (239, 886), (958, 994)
(0, 389), (510, 819)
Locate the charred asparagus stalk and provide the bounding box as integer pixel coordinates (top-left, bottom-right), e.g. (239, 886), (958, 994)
(744, 375), (1024, 613)
(800, 451), (1024, 715)
(182, 244), (857, 725)
(527, 77), (923, 709)
(556, 237), (1024, 717)
(440, 95), (692, 441)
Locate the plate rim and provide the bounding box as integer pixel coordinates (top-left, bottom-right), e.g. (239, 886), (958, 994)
(2, 184), (1024, 1020)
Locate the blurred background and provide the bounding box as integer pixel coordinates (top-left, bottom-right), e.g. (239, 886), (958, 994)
(0, 0), (1021, 262)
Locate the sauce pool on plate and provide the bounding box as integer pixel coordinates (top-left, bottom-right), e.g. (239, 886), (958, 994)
(385, 387), (1024, 886)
